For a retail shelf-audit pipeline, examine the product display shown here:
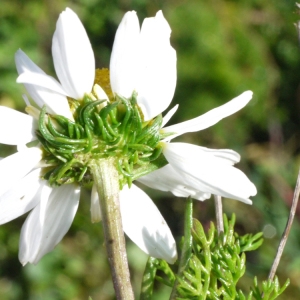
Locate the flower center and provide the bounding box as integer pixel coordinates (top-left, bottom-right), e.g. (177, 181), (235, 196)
(35, 69), (168, 188)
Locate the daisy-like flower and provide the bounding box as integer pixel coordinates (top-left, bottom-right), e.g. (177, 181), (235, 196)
(0, 8), (255, 267)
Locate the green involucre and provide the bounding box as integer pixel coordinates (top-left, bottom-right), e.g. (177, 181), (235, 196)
(36, 92), (168, 188)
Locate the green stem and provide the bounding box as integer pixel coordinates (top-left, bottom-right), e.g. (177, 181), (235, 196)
(89, 158), (134, 300)
(169, 197), (193, 300)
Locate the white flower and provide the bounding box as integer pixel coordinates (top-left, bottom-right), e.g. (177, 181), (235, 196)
(0, 7), (256, 268)
(0, 8), (177, 265)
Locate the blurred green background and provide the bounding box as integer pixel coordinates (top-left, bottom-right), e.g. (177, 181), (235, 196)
(1, 0), (300, 299)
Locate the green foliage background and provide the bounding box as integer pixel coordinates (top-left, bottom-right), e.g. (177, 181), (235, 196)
(0, 0), (300, 299)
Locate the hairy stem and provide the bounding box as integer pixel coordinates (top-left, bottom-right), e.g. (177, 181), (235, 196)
(89, 158), (134, 300)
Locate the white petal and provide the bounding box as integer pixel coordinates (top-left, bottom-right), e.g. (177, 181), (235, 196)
(0, 169), (42, 225)
(52, 8), (95, 99)
(137, 11), (177, 121)
(19, 184), (80, 265)
(18, 183), (52, 265)
(17, 72), (68, 95)
(138, 164), (211, 201)
(15, 50), (73, 119)
(163, 143), (257, 204)
(93, 84), (109, 101)
(0, 106), (36, 145)
(139, 147), (241, 201)
(15, 49), (44, 75)
(194, 147), (241, 165)
(17, 144), (30, 152)
(0, 147), (42, 197)
(110, 11), (140, 98)
(163, 91), (253, 140)
(120, 184), (177, 263)
(91, 183), (101, 223)
(161, 104), (179, 127)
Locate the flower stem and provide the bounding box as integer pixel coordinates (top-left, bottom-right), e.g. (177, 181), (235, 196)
(214, 195), (224, 234)
(268, 168), (300, 281)
(89, 158), (134, 300)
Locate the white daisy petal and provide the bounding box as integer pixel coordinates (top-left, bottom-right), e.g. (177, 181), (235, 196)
(15, 50), (73, 119)
(110, 11), (140, 98)
(161, 104), (179, 127)
(137, 11), (177, 121)
(15, 49), (45, 75)
(120, 184), (177, 263)
(19, 184), (80, 265)
(163, 143), (257, 204)
(139, 147), (241, 201)
(52, 8), (95, 99)
(0, 169), (42, 225)
(138, 164), (211, 201)
(194, 147), (241, 165)
(0, 147), (42, 197)
(93, 84), (109, 102)
(18, 183), (52, 265)
(163, 91), (253, 140)
(17, 72), (68, 96)
(0, 106), (36, 145)
(91, 183), (101, 223)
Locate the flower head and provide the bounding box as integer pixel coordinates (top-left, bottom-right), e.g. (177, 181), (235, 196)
(0, 8), (255, 266)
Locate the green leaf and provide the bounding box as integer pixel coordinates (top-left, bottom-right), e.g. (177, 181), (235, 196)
(140, 257), (159, 300)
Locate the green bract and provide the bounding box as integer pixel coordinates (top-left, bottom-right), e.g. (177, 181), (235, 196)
(36, 90), (168, 188)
